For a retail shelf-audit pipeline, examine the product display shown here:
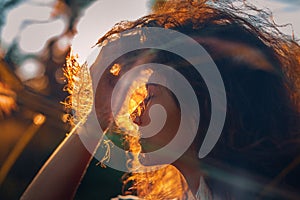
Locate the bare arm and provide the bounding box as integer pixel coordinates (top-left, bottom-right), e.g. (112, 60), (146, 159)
(21, 131), (99, 200)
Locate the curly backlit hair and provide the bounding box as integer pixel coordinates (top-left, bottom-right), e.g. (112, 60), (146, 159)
(90, 0), (300, 199)
(98, 0), (300, 100)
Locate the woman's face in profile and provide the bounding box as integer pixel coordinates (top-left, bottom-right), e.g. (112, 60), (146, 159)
(133, 84), (181, 153)
(95, 69), (181, 152)
(94, 45), (182, 153)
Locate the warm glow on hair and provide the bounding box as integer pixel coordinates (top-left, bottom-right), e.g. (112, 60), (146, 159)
(110, 63), (122, 76)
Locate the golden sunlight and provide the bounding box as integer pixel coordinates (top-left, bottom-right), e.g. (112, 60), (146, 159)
(110, 63), (122, 76)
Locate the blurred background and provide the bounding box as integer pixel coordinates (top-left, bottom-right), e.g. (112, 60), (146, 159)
(0, 0), (298, 199)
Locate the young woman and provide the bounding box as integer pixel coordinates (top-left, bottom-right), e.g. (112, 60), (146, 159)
(22, 0), (300, 199)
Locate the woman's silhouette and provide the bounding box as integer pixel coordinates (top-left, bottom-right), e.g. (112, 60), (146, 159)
(22, 1), (300, 199)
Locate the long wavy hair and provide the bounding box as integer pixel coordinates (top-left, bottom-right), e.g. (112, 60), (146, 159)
(92, 0), (300, 199)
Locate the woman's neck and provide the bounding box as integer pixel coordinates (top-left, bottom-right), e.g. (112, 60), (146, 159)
(173, 153), (203, 196)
